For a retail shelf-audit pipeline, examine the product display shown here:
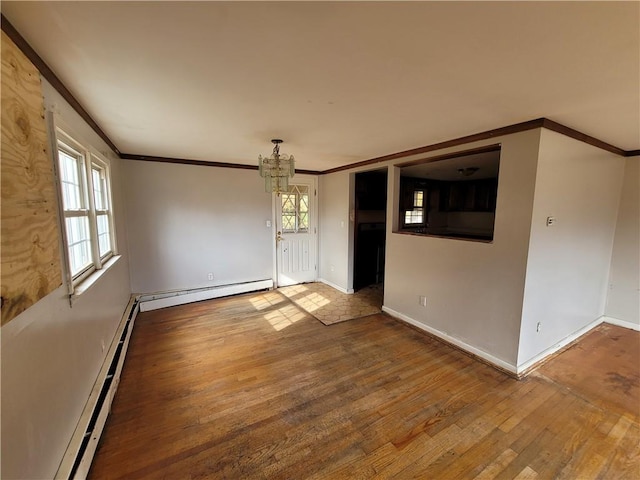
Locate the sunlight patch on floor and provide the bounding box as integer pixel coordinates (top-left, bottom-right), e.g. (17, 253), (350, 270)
(249, 292), (286, 311)
(294, 292), (331, 313)
(282, 284), (309, 295)
(264, 304), (306, 331)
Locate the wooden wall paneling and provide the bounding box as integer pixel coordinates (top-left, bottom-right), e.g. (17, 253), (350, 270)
(1, 31), (62, 325)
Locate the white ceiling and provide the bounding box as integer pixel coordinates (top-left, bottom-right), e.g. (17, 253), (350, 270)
(401, 150), (500, 182)
(3, 1), (638, 171)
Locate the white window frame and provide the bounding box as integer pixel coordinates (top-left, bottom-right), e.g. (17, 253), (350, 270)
(404, 189), (425, 225)
(53, 125), (117, 293)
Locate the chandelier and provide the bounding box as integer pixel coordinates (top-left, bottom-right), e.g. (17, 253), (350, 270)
(258, 139), (295, 195)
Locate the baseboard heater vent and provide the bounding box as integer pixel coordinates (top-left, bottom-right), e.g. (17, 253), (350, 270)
(55, 296), (140, 480)
(138, 279), (274, 312)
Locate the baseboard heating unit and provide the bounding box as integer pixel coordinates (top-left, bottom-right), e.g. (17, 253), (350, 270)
(55, 296), (140, 480)
(138, 279), (274, 312)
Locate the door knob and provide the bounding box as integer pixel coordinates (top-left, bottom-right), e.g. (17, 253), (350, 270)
(276, 231), (283, 242)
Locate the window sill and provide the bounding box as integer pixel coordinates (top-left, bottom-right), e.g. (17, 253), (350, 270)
(71, 255), (122, 303)
(394, 230), (494, 243)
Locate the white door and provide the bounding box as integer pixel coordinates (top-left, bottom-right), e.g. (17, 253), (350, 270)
(275, 179), (317, 287)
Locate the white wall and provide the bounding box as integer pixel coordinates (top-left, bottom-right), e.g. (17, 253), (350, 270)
(518, 130), (625, 366)
(1, 79), (132, 479)
(606, 156), (640, 327)
(384, 130), (542, 369)
(124, 161), (274, 293)
(318, 171), (353, 291)
(318, 130), (541, 368)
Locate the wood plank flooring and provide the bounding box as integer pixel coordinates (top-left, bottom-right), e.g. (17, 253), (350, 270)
(89, 291), (640, 479)
(535, 323), (640, 419)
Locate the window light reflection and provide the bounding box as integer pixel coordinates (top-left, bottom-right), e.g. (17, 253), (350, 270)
(249, 292), (286, 311)
(292, 293), (330, 313)
(264, 304), (306, 331)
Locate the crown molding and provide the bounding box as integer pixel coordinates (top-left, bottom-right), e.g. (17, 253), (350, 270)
(540, 118), (626, 157)
(120, 153), (256, 171)
(322, 117), (634, 175)
(120, 153), (321, 175)
(321, 119), (545, 174)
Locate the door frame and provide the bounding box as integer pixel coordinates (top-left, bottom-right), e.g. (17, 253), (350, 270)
(271, 174), (319, 288)
(350, 167), (389, 292)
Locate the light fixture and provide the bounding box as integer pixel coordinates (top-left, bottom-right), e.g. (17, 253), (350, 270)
(258, 139), (295, 195)
(457, 167), (479, 177)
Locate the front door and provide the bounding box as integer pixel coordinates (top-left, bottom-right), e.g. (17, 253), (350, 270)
(275, 179), (317, 287)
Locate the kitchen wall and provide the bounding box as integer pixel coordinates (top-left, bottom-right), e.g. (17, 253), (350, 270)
(447, 212), (495, 233)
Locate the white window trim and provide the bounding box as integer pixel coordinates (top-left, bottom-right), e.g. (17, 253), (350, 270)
(404, 189), (425, 225)
(89, 153), (117, 264)
(47, 112), (118, 298)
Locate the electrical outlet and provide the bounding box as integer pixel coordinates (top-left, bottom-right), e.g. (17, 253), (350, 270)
(207, 273), (214, 281)
(101, 340), (105, 352)
(546, 216), (557, 227)
(419, 296), (427, 307)
(330, 265), (335, 272)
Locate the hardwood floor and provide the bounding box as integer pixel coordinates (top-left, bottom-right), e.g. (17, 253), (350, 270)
(89, 291), (640, 479)
(535, 323), (639, 419)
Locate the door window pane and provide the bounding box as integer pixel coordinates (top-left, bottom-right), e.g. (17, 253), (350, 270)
(299, 193), (309, 231)
(281, 185), (310, 233)
(281, 194), (297, 232)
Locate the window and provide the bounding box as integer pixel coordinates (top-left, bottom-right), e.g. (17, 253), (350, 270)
(404, 190), (424, 224)
(396, 145), (501, 241)
(281, 185), (309, 233)
(92, 164), (113, 256)
(56, 131), (115, 287)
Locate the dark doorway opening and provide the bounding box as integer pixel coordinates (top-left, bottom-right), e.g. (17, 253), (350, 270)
(354, 169), (388, 291)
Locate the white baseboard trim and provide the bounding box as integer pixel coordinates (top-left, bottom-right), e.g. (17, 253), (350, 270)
(139, 279), (274, 312)
(515, 317), (603, 374)
(56, 296), (140, 480)
(381, 306), (517, 375)
(603, 315), (640, 332)
(317, 278), (354, 294)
